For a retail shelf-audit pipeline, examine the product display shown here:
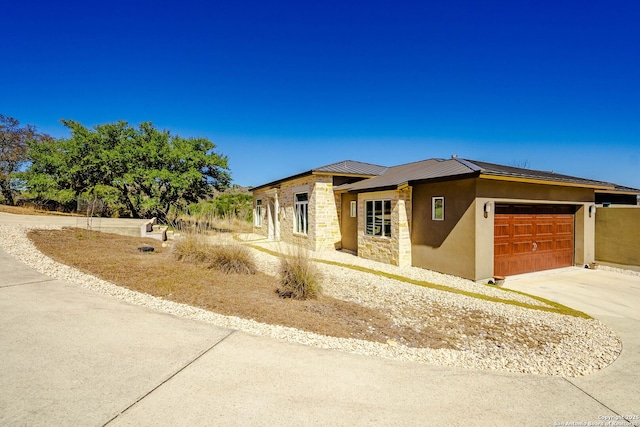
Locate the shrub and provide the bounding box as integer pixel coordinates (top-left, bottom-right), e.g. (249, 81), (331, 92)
(209, 243), (256, 274)
(173, 234), (206, 263)
(278, 249), (321, 299)
(172, 235), (256, 274)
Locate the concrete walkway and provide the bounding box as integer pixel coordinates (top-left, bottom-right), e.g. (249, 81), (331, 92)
(1, 215), (639, 426)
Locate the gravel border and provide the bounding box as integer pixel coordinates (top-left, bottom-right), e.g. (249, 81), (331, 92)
(1, 225), (622, 377)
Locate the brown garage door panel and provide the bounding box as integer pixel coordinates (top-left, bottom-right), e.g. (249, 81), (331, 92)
(494, 207), (575, 276)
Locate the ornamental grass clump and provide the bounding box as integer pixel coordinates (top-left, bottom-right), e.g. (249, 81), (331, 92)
(172, 234), (256, 274)
(209, 243), (257, 274)
(277, 249), (321, 299)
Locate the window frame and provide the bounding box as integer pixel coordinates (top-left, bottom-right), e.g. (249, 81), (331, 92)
(350, 200), (357, 218)
(365, 199), (392, 238)
(294, 192), (309, 235)
(255, 199), (263, 227)
(432, 196), (444, 221)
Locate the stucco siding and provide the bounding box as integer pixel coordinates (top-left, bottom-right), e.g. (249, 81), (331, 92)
(596, 206), (640, 266)
(340, 192), (358, 252)
(411, 179), (477, 279)
(476, 179), (594, 203)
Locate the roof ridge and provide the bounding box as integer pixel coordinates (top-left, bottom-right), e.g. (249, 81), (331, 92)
(312, 159), (388, 170)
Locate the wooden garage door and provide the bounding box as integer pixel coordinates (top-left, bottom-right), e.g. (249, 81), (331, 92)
(494, 205), (575, 277)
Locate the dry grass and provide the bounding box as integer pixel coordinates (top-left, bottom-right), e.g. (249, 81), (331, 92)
(171, 212), (253, 234)
(172, 234), (257, 274)
(29, 228), (459, 348)
(0, 204), (80, 216)
(28, 228), (571, 351)
(277, 249), (321, 299)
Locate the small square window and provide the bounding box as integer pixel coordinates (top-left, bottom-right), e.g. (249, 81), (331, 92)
(432, 197), (444, 221)
(350, 201), (357, 217)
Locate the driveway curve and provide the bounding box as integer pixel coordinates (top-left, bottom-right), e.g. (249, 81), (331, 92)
(1, 213), (638, 426)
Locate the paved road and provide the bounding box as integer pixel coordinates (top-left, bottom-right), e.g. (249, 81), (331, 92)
(1, 215), (639, 426)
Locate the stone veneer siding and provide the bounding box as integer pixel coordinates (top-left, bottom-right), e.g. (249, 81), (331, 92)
(395, 187), (412, 266)
(357, 189), (412, 266)
(252, 174), (341, 251)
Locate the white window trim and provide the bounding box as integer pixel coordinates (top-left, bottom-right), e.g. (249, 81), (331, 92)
(294, 192), (309, 235)
(350, 200), (357, 217)
(432, 196), (444, 221)
(365, 199), (392, 238)
(255, 199), (263, 227)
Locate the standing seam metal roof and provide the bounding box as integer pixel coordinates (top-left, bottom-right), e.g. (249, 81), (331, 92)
(335, 158), (476, 191)
(250, 160), (387, 191)
(312, 160), (388, 176)
(253, 157), (640, 194)
(335, 158), (639, 192)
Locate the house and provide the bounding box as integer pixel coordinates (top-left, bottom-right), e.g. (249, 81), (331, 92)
(251, 157), (640, 282)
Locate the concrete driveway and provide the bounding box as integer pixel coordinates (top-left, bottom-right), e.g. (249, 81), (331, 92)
(505, 267), (640, 422)
(1, 214), (639, 426)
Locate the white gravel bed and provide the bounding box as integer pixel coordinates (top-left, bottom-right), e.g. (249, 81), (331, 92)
(242, 235), (552, 308)
(1, 226), (622, 377)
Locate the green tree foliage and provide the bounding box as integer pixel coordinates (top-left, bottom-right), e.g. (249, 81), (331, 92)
(0, 115), (44, 205)
(211, 193), (253, 219)
(23, 120), (230, 220)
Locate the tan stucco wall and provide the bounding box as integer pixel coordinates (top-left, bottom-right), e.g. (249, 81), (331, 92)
(476, 179), (594, 202)
(411, 179), (477, 279)
(595, 206), (640, 266)
(340, 192), (358, 252)
(412, 178), (596, 281)
(474, 197), (494, 281)
(575, 205), (596, 266)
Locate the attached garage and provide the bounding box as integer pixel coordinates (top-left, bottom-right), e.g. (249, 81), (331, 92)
(494, 204), (576, 277)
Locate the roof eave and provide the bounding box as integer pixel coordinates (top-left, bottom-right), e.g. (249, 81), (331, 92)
(346, 185), (399, 194)
(311, 171), (379, 179)
(595, 189), (640, 196)
(408, 171), (480, 187)
(479, 173), (613, 190)
(250, 170), (313, 192)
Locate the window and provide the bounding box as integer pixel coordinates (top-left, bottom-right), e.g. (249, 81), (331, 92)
(294, 192), (308, 234)
(432, 196), (444, 220)
(254, 199), (262, 227)
(365, 200), (391, 237)
(350, 200), (357, 217)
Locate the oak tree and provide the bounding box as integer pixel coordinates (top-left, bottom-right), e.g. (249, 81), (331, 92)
(24, 120), (230, 220)
(0, 115), (42, 205)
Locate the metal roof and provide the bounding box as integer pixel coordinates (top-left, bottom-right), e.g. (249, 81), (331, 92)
(250, 160), (387, 192)
(335, 158), (476, 192)
(253, 156), (640, 194)
(467, 159), (616, 188)
(336, 158), (640, 193)
(313, 160), (388, 176)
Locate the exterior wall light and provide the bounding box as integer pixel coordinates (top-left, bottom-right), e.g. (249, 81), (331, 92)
(589, 204), (596, 218)
(484, 201), (492, 218)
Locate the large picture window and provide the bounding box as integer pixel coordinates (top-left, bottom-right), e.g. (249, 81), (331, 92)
(294, 192), (308, 235)
(255, 199), (263, 227)
(365, 200), (391, 237)
(432, 196), (444, 220)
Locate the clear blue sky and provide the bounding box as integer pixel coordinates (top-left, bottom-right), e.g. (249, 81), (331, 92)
(2, 0), (639, 189)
